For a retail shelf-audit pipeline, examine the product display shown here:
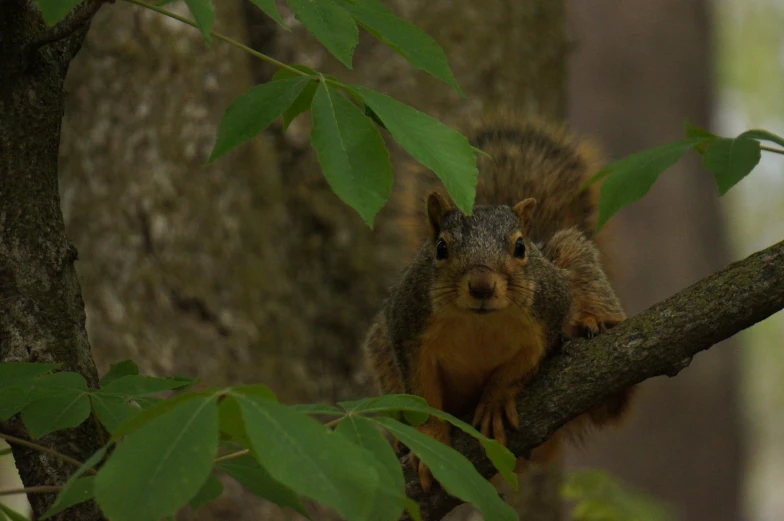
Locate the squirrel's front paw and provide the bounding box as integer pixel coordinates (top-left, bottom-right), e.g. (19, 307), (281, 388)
(408, 420), (451, 493)
(568, 312), (624, 339)
(472, 389), (519, 447)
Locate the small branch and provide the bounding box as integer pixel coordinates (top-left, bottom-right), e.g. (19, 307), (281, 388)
(29, 0), (106, 49)
(123, 0), (305, 77)
(405, 240), (784, 520)
(761, 144), (784, 156)
(0, 485), (62, 497)
(213, 449), (249, 464)
(0, 433), (93, 475)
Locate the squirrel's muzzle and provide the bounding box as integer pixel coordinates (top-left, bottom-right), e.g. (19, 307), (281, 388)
(464, 266), (504, 310)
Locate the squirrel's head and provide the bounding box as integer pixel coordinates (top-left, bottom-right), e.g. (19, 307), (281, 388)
(425, 191), (537, 316)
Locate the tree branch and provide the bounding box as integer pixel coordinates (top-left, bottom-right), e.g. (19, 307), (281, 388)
(28, 0), (105, 49)
(404, 239), (784, 521)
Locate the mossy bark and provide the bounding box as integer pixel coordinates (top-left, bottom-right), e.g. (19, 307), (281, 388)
(0, 1), (104, 520)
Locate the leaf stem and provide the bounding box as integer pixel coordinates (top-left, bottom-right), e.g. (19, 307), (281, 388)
(0, 433), (92, 474)
(0, 485), (62, 497)
(325, 417), (345, 429)
(122, 0), (305, 77)
(213, 449), (249, 464)
(761, 145), (784, 155)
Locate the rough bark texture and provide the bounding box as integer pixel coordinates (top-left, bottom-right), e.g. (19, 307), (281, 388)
(566, 2), (742, 519)
(0, 1), (105, 520)
(407, 239), (784, 521)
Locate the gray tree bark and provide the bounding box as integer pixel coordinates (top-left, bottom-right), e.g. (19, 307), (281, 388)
(0, 1), (105, 520)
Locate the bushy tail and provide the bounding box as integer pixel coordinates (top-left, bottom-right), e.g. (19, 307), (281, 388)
(393, 113), (605, 252)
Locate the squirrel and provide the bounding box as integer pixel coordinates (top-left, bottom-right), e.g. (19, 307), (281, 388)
(362, 114), (634, 492)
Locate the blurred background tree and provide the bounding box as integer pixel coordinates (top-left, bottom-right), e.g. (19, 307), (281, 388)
(2, 0), (783, 520)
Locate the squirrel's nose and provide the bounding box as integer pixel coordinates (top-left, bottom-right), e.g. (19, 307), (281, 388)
(468, 280), (496, 300)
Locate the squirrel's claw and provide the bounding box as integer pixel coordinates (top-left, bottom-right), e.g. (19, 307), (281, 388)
(473, 394), (518, 447)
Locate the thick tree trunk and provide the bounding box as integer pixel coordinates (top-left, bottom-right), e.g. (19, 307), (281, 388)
(0, 2), (105, 520)
(567, 2), (742, 520)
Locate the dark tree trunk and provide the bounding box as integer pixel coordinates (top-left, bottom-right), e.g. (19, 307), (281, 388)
(0, 2), (105, 520)
(567, 2), (742, 520)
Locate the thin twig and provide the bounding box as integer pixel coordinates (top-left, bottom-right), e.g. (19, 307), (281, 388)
(0, 486), (62, 497)
(761, 144), (784, 155)
(0, 433), (94, 475)
(123, 0), (305, 77)
(213, 449), (249, 464)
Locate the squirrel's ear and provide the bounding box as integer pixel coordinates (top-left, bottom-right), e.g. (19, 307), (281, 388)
(426, 192), (452, 239)
(513, 198), (537, 235)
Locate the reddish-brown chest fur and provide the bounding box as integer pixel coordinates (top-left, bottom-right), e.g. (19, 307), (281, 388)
(417, 307), (547, 416)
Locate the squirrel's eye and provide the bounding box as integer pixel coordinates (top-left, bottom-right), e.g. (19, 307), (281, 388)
(513, 237), (526, 259)
(435, 238), (449, 260)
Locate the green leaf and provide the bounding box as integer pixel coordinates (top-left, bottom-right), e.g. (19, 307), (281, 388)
(217, 454), (310, 518)
(21, 372), (91, 439)
(683, 119), (716, 140)
(334, 0), (461, 93)
(189, 473), (223, 509)
(272, 64), (319, 80)
(0, 448), (11, 456)
(41, 477), (95, 520)
(335, 416), (406, 521)
(702, 137), (761, 195)
(47, 443), (108, 515)
(208, 76), (311, 163)
(184, 0), (215, 45)
(0, 362), (60, 385)
(562, 469), (676, 521)
(35, 0), (81, 26)
(111, 389), (218, 439)
(290, 403), (344, 416)
(353, 86), (478, 214)
(248, 0), (288, 28)
(99, 360), (139, 387)
(310, 83), (392, 226)
(228, 390), (385, 521)
(94, 394), (220, 521)
(739, 129), (784, 149)
(0, 503), (29, 521)
(271, 66), (319, 130)
(592, 137), (710, 231)
(373, 417), (516, 521)
(89, 394), (140, 434)
(286, 0), (358, 68)
(340, 395), (516, 488)
(98, 375), (193, 396)
(683, 119), (716, 155)
(70, 446), (109, 481)
(0, 362), (60, 420)
(284, 80), (318, 130)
